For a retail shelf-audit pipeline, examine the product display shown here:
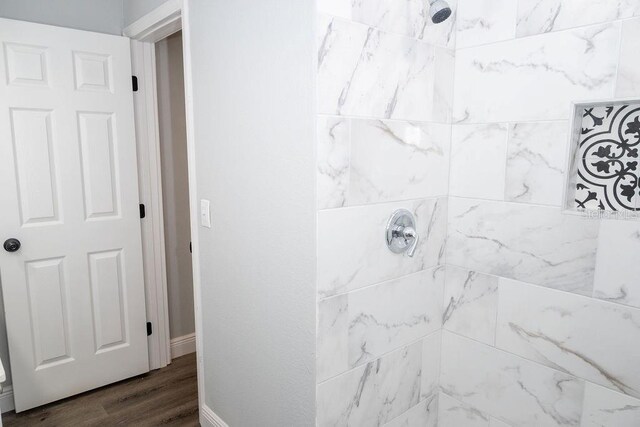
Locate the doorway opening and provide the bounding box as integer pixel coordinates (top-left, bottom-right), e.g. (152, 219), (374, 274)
(155, 30), (196, 363)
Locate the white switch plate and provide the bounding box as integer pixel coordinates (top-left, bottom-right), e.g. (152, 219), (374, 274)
(200, 199), (211, 228)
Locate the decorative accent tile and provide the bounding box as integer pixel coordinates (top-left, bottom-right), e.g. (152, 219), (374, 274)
(570, 103), (640, 212)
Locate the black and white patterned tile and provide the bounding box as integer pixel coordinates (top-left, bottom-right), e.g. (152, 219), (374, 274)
(574, 103), (640, 212)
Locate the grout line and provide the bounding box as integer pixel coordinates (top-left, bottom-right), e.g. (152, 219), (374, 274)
(447, 194), (567, 210)
(452, 118), (570, 126)
(455, 16), (636, 52)
(318, 264), (444, 303)
(443, 260), (640, 313)
(317, 195), (449, 212)
(316, 113), (453, 126)
(613, 18), (625, 95)
(492, 272), (501, 347)
(442, 329), (587, 383)
(382, 393), (438, 426)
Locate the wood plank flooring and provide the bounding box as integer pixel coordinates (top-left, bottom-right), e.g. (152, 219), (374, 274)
(3, 353), (198, 426)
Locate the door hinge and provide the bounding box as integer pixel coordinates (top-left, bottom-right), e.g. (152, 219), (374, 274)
(189, 241), (192, 253)
(147, 322), (152, 336)
(132, 75), (139, 92)
(139, 203), (146, 219)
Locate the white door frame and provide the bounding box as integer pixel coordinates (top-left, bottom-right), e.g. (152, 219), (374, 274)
(124, 2), (213, 425)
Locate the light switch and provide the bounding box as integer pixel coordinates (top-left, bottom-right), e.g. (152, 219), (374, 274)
(200, 199), (211, 228)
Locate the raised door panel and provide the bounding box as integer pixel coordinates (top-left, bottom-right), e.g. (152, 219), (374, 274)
(3, 42), (49, 87)
(9, 108), (60, 226)
(88, 249), (128, 353)
(77, 112), (120, 219)
(25, 257), (72, 369)
(72, 51), (113, 93)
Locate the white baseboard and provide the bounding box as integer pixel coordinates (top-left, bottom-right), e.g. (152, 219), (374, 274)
(0, 386), (14, 414)
(200, 404), (228, 427)
(170, 333), (196, 359)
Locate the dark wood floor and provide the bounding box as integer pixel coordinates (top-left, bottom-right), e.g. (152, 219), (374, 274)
(3, 353), (199, 426)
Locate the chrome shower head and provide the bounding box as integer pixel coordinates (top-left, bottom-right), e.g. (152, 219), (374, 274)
(429, 0), (452, 24)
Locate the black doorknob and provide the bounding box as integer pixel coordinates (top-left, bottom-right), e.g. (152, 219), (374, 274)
(3, 238), (21, 253)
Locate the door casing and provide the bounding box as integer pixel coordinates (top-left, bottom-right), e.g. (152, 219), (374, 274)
(124, 1), (208, 424)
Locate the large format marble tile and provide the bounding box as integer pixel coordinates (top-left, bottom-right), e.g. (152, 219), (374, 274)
(516, 0), (640, 37)
(384, 394), (438, 427)
(349, 269), (444, 367)
(504, 121), (568, 206)
(616, 18), (640, 98)
(440, 331), (585, 427)
(317, 116), (350, 210)
(318, 14), (450, 122)
(317, 0), (457, 48)
(581, 382), (640, 427)
(593, 219), (640, 309)
(456, 0), (517, 48)
(433, 47), (455, 124)
(317, 341), (422, 426)
(443, 266), (498, 345)
(347, 120), (450, 206)
(447, 198), (599, 295)
(317, 294), (349, 382)
(438, 393), (490, 427)
(421, 330), (441, 399)
(496, 278), (640, 398)
(318, 197), (447, 298)
(453, 23), (620, 123)
(449, 124), (508, 200)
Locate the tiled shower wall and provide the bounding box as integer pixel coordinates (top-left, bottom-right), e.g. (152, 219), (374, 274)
(442, 0), (640, 426)
(315, 0), (455, 425)
(316, 1), (640, 426)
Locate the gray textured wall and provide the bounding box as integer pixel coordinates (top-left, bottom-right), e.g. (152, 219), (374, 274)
(185, 0), (317, 424)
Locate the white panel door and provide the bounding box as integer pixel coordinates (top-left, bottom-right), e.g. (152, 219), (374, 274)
(0, 18), (149, 411)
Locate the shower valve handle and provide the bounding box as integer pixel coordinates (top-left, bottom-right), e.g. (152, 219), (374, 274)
(402, 226), (419, 257)
(385, 209), (420, 258)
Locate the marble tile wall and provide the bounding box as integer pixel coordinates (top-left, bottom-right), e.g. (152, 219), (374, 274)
(441, 2), (640, 426)
(315, 0), (455, 424)
(316, 1), (640, 425)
